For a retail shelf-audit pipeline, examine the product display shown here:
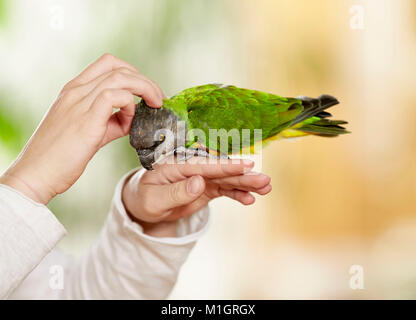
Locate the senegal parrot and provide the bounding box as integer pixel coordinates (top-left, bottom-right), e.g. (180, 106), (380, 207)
(129, 84), (349, 170)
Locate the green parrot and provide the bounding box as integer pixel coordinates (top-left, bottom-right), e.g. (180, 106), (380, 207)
(129, 84), (349, 170)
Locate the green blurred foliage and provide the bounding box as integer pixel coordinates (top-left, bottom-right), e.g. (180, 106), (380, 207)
(0, 0), (6, 27)
(0, 94), (29, 154)
(0, 109), (21, 151)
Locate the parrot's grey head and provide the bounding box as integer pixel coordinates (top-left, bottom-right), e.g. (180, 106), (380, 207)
(129, 100), (182, 170)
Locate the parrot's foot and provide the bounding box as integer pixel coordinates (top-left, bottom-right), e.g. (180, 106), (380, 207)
(173, 146), (229, 163)
(216, 152), (230, 160)
(173, 146), (197, 162)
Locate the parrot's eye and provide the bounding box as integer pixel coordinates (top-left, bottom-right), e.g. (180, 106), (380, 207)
(158, 133), (165, 142)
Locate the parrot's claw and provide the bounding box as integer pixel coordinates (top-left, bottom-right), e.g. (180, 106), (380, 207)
(217, 152), (230, 160)
(173, 146), (229, 163)
(173, 146), (195, 162)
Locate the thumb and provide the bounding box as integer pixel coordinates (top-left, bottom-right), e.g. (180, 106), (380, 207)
(154, 175), (205, 213)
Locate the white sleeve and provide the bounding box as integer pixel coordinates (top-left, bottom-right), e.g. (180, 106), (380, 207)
(8, 169), (210, 300)
(0, 184), (67, 299)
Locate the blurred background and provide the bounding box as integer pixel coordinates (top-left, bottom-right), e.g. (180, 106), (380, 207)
(1, 0), (416, 299)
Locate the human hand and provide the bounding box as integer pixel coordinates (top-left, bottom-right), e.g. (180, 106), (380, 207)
(122, 157), (272, 237)
(0, 54), (165, 204)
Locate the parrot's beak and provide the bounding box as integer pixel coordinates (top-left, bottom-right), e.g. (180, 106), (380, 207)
(137, 149), (155, 171)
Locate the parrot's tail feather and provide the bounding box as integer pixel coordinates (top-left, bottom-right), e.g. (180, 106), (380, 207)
(296, 119), (350, 137)
(280, 118), (350, 138)
(291, 94), (340, 126)
(278, 94), (350, 137)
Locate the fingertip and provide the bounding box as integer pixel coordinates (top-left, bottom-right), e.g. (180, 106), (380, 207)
(243, 159), (255, 167)
(257, 184), (272, 195)
(146, 98), (163, 108)
(240, 159), (255, 174)
(143, 89), (163, 108)
(148, 104), (161, 109)
(224, 159), (255, 176)
(257, 175), (271, 188)
(246, 173), (271, 188)
(156, 95), (164, 107)
(187, 175), (205, 195)
(264, 175), (271, 185)
(230, 159), (254, 167)
(243, 193), (255, 205)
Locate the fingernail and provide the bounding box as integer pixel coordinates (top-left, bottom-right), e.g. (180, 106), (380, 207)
(187, 176), (201, 195)
(243, 159), (254, 166)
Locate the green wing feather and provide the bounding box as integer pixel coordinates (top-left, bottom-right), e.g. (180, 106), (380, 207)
(164, 84), (349, 154)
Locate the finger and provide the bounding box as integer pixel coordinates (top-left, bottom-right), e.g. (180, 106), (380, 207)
(136, 75), (165, 100)
(218, 182), (272, 195)
(210, 173), (271, 192)
(64, 53), (139, 90)
(219, 188), (255, 205)
(88, 89), (135, 138)
(100, 111), (135, 146)
(255, 184), (272, 195)
(70, 67), (164, 103)
(82, 71), (163, 108)
(154, 157), (255, 182)
(145, 77), (166, 99)
(143, 175), (206, 214)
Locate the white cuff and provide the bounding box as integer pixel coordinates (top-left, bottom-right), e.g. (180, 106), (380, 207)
(0, 184), (66, 298)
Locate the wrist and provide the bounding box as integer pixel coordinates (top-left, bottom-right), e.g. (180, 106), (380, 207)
(122, 174), (177, 237)
(0, 170), (54, 204)
(126, 210), (177, 237)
